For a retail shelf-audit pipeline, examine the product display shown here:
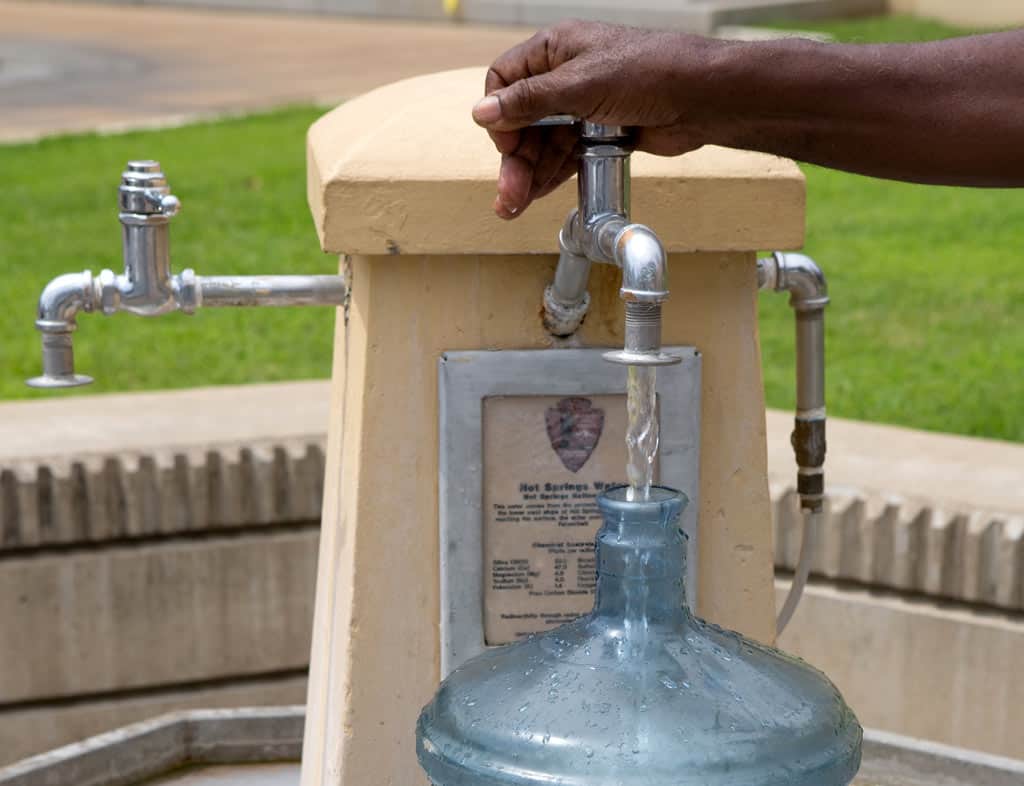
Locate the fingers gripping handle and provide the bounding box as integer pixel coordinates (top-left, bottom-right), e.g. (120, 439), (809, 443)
(533, 117), (632, 144)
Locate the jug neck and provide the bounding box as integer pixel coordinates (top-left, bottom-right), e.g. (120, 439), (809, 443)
(592, 487), (689, 626)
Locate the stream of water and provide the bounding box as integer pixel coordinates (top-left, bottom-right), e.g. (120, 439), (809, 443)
(625, 365), (659, 502)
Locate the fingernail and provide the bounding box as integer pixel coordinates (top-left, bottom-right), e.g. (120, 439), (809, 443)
(473, 95), (502, 125)
(494, 195), (519, 219)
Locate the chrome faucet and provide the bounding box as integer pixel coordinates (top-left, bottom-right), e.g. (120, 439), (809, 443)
(27, 161), (347, 389)
(535, 121), (830, 509)
(538, 119), (679, 367)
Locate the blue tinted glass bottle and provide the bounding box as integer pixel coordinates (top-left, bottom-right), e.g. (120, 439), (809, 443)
(417, 485), (862, 785)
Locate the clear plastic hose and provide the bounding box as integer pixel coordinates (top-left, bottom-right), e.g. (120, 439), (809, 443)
(776, 508), (821, 636)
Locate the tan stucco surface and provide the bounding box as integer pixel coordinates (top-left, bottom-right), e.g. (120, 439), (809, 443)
(302, 69), (806, 786)
(307, 68), (805, 255)
(893, 0), (1024, 26)
(302, 253), (781, 786)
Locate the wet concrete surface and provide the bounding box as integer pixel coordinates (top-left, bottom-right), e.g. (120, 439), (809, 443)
(0, 0), (527, 142)
(143, 763), (299, 785)
(133, 764), (931, 786)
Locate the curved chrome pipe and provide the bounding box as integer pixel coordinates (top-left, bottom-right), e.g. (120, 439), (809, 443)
(614, 224), (669, 303)
(759, 251), (829, 311)
(27, 272), (101, 388)
(758, 252), (829, 513)
(603, 223), (677, 367)
(539, 120), (677, 366)
(36, 271), (98, 327)
(546, 211), (677, 365)
(27, 161), (348, 390)
(28, 270), (347, 390)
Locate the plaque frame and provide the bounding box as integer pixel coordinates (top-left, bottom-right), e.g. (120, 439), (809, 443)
(439, 347), (702, 676)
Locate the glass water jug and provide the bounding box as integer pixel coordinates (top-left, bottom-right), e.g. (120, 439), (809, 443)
(417, 485), (862, 785)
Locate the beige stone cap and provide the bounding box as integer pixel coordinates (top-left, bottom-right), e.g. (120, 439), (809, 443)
(307, 67), (805, 255)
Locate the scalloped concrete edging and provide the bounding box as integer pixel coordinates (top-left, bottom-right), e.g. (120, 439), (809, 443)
(0, 383), (328, 552)
(772, 483), (1024, 611)
(2, 384), (1020, 610)
(766, 410), (1024, 612)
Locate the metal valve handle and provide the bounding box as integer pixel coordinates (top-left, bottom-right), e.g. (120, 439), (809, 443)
(532, 114), (579, 127)
(533, 116), (633, 145)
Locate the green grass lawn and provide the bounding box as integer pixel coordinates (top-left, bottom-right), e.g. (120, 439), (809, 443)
(2, 16), (1021, 443)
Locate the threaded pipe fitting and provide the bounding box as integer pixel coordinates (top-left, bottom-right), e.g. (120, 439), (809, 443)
(604, 302), (681, 367)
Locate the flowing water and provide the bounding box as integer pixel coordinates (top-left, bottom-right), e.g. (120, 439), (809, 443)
(625, 365), (659, 502)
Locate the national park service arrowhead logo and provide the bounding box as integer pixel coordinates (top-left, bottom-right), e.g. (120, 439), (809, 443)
(546, 397), (605, 473)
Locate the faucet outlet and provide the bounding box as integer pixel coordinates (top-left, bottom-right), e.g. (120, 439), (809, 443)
(603, 302), (679, 367)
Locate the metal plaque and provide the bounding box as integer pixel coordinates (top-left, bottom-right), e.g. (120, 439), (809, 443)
(439, 347), (701, 676)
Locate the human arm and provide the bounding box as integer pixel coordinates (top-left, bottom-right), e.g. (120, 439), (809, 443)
(472, 21), (1024, 218)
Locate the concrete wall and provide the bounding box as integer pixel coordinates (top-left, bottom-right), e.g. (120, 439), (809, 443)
(778, 581), (1024, 760)
(0, 384), (328, 766)
(0, 529), (318, 765)
(2, 383), (1022, 765)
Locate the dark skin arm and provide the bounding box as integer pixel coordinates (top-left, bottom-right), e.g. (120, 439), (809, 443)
(471, 20), (1024, 219)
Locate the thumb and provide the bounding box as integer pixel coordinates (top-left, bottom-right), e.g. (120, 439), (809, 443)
(473, 71), (583, 131)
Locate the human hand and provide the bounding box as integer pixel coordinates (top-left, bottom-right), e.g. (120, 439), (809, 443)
(472, 20), (722, 219)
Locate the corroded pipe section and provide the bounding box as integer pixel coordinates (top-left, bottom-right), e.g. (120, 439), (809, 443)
(543, 211), (591, 337)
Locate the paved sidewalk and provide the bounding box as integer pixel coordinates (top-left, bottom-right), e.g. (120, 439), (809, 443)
(0, 1), (527, 142)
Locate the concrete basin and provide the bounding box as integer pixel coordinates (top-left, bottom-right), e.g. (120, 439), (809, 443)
(1, 707), (1021, 786)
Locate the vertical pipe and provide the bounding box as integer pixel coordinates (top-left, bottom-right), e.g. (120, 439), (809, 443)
(121, 219), (172, 290)
(795, 310), (826, 416)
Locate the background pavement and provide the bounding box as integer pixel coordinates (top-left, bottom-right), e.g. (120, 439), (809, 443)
(0, 0), (527, 141)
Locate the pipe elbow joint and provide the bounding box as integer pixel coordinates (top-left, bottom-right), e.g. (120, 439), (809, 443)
(36, 271), (97, 331)
(28, 271), (97, 389)
(614, 224), (668, 303)
(603, 223), (680, 367)
(770, 252), (829, 311)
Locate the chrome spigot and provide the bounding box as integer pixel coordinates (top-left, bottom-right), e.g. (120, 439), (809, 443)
(27, 161), (347, 390)
(538, 119), (678, 367)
